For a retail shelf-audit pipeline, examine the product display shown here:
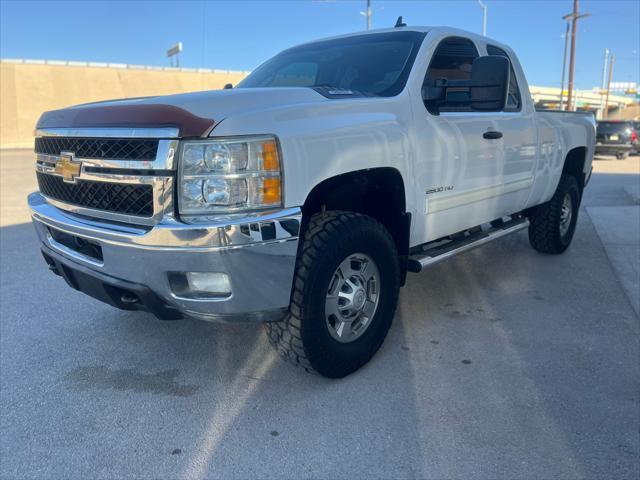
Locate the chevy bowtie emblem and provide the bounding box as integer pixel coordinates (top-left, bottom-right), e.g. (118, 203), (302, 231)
(55, 152), (82, 183)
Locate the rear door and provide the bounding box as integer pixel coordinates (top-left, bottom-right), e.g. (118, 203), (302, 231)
(483, 44), (537, 213)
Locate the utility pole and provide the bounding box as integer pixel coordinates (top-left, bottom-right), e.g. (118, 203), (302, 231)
(559, 18), (571, 110)
(604, 55), (615, 119)
(478, 0), (487, 36)
(598, 48), (610, 119)
(565, 0), (590, 111)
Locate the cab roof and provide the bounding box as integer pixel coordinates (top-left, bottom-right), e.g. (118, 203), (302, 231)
(295, 25), (512, 55)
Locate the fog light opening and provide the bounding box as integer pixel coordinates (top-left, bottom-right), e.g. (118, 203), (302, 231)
(120, 292), (140, 304)
(169, 272), (232, 299)
(187, 272), (231, 297)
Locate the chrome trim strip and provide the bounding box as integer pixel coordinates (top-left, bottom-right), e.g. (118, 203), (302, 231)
(46, 233), (104, 267)
(65, 171), (166, 185)
(36, 127), (180, 138)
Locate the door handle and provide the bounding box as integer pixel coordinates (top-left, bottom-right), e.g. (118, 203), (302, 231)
(483, 131), (503, 140)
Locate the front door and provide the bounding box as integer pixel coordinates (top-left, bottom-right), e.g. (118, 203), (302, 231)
(411, 36), (506, 243)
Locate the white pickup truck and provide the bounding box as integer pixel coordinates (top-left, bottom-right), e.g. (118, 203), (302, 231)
(29, 26), (595, 377)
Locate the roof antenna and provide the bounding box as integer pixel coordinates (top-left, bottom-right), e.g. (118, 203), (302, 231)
(395, 16), (406, 28)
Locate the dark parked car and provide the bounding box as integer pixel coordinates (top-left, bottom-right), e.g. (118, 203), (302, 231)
(595, 120), (637, 159)
(634, 121), (640, 154)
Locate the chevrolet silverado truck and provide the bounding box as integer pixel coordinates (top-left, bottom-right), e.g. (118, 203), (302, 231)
(29, 26), (596, 378)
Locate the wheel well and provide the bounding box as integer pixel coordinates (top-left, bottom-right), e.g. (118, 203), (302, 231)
(301, 168), (410, 282)
(562, 147), (588, 192)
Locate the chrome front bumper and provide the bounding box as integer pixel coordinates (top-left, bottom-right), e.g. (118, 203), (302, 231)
(29, 192), (301, 322)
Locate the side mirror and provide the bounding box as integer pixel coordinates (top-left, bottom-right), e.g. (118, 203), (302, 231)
(421, 55), (510, 113)
(469, 55), (509, 111)
(223, 83), (233, 90)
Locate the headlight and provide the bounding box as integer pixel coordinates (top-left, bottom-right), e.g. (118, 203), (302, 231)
(179, 136), (282, 214)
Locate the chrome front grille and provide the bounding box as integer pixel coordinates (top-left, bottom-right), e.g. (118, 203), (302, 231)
(36, 171), (154, 217)
(34, 128), (179, 225)
(35, 137), (159, 161)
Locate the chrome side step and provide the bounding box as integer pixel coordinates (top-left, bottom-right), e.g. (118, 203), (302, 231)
(407, 217), (530, 273)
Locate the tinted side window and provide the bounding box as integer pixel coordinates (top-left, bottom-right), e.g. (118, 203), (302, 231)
(424, 37), (479, 112)
(486, 45), (521, 111)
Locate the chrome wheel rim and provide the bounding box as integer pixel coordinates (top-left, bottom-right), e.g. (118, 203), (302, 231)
(559, 193), (573, 236)
(325, 253), (380, 343)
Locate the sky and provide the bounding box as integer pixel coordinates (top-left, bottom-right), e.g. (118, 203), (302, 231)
(1, 0), (638, 89)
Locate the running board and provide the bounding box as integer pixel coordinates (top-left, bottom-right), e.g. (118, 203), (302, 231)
(407, 217), (530, 273)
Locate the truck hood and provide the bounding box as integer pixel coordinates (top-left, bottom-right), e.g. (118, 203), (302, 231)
(36, 88), (327, 138)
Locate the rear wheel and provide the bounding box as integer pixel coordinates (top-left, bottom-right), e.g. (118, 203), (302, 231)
(616, 152), (629, 160)
(528, 174), (580, 254)
(265, 211), (400, 378)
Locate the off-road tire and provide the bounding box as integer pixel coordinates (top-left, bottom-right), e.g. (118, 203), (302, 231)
(265, 211), (400, 378)
(528, 174), (580, 254)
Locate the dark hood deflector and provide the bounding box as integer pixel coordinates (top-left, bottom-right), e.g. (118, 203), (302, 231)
(37, 103), (215, 138)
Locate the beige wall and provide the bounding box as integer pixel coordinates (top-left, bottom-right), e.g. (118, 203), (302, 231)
(616, 104), (640, 121)
(0, 61), (248, 148)
(4, 61), (637, 149)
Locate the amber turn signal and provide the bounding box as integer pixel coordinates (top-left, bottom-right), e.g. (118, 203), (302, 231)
(262, 140), (280, 171)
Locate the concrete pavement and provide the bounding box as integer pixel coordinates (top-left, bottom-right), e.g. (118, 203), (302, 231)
(1, 150), (638, 479)
(584, 156), (640, 316)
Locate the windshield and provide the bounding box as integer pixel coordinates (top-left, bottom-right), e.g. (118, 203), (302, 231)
(237, 31), (427, 97)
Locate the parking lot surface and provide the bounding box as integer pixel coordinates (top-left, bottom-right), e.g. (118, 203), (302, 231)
(1, 150), (638, 479)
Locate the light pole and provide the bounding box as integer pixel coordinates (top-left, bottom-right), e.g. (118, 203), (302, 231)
(604, 55), (615, 120)
(598, 48), (609, 119)
(559, 17), (571, 110)
(478, 0), (487, 36)
(360, 0), (372, 31)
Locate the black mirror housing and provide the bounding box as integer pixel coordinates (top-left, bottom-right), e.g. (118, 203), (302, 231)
(422, 55), (510, 113)
(469, 55), (509, 111)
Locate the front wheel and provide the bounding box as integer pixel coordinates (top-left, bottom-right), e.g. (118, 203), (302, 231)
(616, 152), (629, 160)
(528, 174), (580, 254)
(265, 211), (400, 378)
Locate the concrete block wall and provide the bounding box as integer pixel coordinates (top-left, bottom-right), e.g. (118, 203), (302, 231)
(0, 60), (249, 148)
